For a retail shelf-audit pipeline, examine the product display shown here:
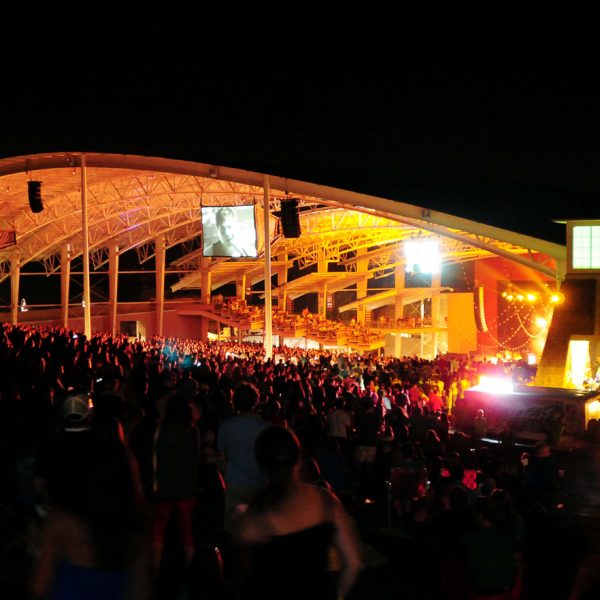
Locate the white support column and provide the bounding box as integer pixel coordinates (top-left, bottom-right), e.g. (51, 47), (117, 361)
(10, 258), (20, 325)
(420, 299), (425, 358)
(317, 249), (328, 319)
(199, 257), (211, 341)
(155, 235), (165, 337)
(109, 242), (119, 337)
(319, 283), (328, 319)
(263, 176), (273, 359)
(60, 245), (71, 328)
(393, 264), (405, 357)
(356, 249), (368, 325)
(431, 271), (442, 358)
(200, 257), (212, 304)
(277, 251), (288, 309)
(236, 274), (247, 301)
(81, 155), (92, 338)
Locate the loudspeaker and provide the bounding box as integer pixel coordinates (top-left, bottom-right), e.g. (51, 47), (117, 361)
(280, 199), (301, 238)
(28, 181), (44, 213)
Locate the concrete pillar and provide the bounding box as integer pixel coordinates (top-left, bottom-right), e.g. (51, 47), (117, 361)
(356, 249), (368, 324)
(155, 235), (165, 337)
(263, 175), (273, 359)
(318, 283), (328, 318)
(200, 257), (212, 304)
(317, 249), (328, 319)
(80, 155), (92, 339)
(10, 258), (19, 325)
(393, 264), (405, 356)
(236, 274), (247, 301)
(60, 245), (71, 328)
(108, 242), (119, 337)
(431, 271), (442, 358)
(277, 251), (288, 309)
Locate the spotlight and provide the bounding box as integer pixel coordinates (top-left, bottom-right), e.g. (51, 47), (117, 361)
(526, 293), (537, 302)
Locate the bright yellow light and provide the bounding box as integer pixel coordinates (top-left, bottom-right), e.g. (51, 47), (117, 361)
(526, 293), (537, 302)
(587, 400), (600, 424)
(474, 376), (514, 393)
(536, 317), (548, 328)
(567, 340), (590, 388)
(527, 353), (537, 365)
(550, 292), (565, 304)
(404, 240), (441, 274)
(516, 294), (524, 301)
(501, 291), (508, 298)
(506, 294), (514, 301)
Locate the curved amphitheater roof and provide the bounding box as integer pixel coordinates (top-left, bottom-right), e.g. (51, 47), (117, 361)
(0, 152), (566, 288)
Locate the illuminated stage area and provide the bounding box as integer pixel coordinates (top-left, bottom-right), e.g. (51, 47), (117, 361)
(0, 152), (567, 362)
(459, 384), (600, 449)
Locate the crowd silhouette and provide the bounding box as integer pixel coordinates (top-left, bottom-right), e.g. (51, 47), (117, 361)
(0, 323), (596, 599)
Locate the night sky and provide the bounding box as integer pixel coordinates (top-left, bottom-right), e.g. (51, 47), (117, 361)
(2, 59), (599, 246)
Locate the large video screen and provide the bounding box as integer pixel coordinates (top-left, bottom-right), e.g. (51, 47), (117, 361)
(202, 206), (258, 258)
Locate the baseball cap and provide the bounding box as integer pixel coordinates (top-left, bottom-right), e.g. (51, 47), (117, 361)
(59, 394), (93, 432)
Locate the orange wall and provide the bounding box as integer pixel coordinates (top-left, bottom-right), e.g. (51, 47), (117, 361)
(0, 301), (209, 340)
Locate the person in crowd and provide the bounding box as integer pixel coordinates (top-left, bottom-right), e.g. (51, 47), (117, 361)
(217, 382), (269, 530)
(151, 393), (201, 571)
(472, 409), (489, 439)
(31, 394), (150, 600)
(326, 398), (352, 454)
(460, 489), (523, 600)
(234, 426), (362, 600)
(522, 441), (557, 513)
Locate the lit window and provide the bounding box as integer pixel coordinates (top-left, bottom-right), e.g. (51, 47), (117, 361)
(573, 226), (600, 269)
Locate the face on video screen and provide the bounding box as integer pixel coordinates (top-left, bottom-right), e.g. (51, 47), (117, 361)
(202, 206), (258, 258)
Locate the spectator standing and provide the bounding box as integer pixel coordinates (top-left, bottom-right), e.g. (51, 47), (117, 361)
(217, 382), (269, 530)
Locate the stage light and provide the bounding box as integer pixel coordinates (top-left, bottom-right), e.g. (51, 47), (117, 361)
(550, 292), (565, 304)
(516, 294), (524, 302)
(536, 317), (548, 329)
(568, 340), (590, 388)
(473, 376), (514, 393)
(404, 240), (440, 274)
(526, 293), (537, 302)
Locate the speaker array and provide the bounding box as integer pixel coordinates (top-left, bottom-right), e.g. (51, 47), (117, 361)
(28, 181), (44, 213)
(280, 199), (301, 238)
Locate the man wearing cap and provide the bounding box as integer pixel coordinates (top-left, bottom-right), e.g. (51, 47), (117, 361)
(33, 394), (95, 511)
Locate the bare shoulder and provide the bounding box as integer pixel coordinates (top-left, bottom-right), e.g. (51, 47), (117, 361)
(234, 506), (273, 545)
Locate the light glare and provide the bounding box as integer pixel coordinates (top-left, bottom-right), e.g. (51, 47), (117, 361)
(473, 376), (514, 393)
(404, 240), (441, 274)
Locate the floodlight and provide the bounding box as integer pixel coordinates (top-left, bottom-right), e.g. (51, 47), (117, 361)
(404, 240), (440, 274)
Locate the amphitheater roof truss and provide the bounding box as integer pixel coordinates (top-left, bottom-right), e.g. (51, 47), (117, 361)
(0, 153), (567, 288)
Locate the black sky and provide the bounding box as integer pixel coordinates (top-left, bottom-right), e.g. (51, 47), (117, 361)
(3, 60), (599, 246)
